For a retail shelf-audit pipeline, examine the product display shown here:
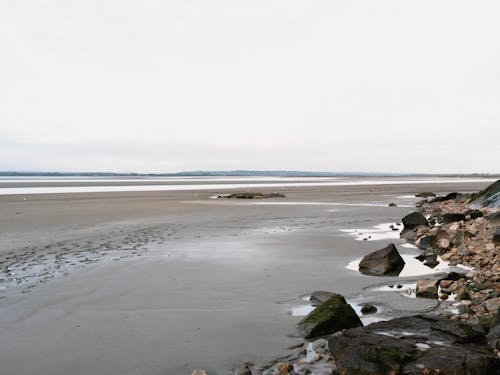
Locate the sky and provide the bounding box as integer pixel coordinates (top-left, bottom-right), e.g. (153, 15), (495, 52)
(1, 1), (499, 174)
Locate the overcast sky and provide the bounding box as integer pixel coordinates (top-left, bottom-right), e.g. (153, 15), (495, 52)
(1, 1), (499, 174)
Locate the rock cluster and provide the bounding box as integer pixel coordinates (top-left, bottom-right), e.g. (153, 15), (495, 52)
(405, 183), (500, 330)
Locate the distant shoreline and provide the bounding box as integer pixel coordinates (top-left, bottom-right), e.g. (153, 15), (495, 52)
(1, 170), (499, 178)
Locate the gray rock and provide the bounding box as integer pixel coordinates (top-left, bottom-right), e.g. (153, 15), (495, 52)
(328, 315), (500, 375)
(388, 202), (397, 207)
(416, 235), (435, 250)
(441, 213), (466, 224)
(359, 243), (405, 276)
(415, 192), (436, 198)
(298, 294), (362, 339)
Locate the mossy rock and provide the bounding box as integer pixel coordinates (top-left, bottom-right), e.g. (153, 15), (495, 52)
(298, 294), (362, 338)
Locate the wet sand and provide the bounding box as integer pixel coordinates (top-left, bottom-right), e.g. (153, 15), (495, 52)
(0, 178), (494, 374)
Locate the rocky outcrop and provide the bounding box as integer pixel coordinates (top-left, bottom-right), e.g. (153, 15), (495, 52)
(359, 243), (405, 276)
(224, 192), (285, 199)
(470, 180), (500, 209)
(328, 315), (500, 375)
(298, 294), (362, 338)
(431, 192), (460, 203)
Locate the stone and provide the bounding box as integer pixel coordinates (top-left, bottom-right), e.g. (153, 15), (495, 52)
(441, 213), (466, 224)
(388, 202), (397, 207)
(416, 235), (434, 250)
(361, 304), (377, 315)
(328, 315), (499, 375)
(484, 297), (500, 313)
(440, 293), (449, 300)
(464, 209), (483, 220)
(298, 294), (362, 339)
(440, 280), (454, 288)
(437, 238), (450, 250)
(358, 243), (405, 276)
(416, 278), (439, 299)
(423, 253), (439, 268)
(415, 192), (436, 198)
(309, 291), (336, 306)
(402, 212), (429, 231)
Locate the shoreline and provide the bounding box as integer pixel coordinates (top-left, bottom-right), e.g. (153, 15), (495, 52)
(0, 177), (497, 374)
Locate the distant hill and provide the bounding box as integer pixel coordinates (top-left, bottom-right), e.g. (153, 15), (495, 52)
(0, 170), (498, 178)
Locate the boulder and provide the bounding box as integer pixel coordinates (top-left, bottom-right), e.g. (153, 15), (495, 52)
(298, 294), (362, 338)
(328, 315), (500, 375)
(415, 192), (436, 198)
(358, 244), (405, 276)
(416, 278), (439, 299)
(402, 212), (429, 231)
(361, 304), (377, 315)
(441, 213), (466, 224)
(470, 180), (500, 209)
(309, 291), (336, 306)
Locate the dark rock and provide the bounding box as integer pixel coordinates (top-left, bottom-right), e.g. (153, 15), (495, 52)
(361, 304), (377, 315)
(488, 307), (500, 350)
(470, 180), (500, 209)
(415, 192), (436, 198)
(388, 202), (397, 207)
(309, 291), (336, 306)
(423, 253), (439, 268)
(402, 212), (429, 231)
(441, 213), (466, 224)
(431, 192), (460, 203)
(417, 235), (435, 250)
(328, 315), (500, 375)
(400, 228), (419, 242)
(440, 271), (466, 281)
(225, 192), (285, 199)
(358, 244), (405, 276)
(298, 294), (362, 338)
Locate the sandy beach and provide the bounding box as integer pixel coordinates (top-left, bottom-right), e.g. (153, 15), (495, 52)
(0, 177), (494, 375)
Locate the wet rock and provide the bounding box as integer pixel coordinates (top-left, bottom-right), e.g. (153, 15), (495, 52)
(416, 278), (439, 299)
(388, 202), (397, 207)
(402, 212), (429, 231)
(464, 209), (483, 220)
(440, 271), (466, 281)
(328, 315), (500, 375)
(298, 294), (362, 339)
(423, 253), (439, 268)
(441, 213), (467, 224)
(361, 304), (377, 315)
(358, 243), (405, 276)
(309, 291), (336, 306)
(415, 192), (436, 198)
